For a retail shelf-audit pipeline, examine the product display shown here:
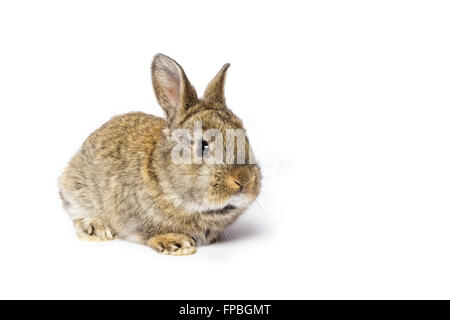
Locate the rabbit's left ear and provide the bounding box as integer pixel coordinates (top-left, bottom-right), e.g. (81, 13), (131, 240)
(203, 63), (230, 105)
(152, 54), (198, 125)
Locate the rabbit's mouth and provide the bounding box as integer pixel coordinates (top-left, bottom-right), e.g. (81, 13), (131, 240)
(203, 204), (236, 215)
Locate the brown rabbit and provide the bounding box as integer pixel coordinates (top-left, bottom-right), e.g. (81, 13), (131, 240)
(58, 54), (261, 255)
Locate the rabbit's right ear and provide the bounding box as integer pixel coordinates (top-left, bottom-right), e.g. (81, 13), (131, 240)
(152, 54), (198, 125)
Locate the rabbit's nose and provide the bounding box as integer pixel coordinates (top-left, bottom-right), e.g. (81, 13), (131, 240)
(228, 167), (254, 194)
(232, 179), (243, 191)
(227, 176), (243, 193)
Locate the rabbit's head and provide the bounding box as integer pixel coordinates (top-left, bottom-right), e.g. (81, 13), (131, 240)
(151, 54), (261, 214)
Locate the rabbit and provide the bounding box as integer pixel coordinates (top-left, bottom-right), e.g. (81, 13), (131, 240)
(58, 54), (261, 255)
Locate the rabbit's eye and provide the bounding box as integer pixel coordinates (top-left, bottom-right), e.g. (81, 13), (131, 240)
(201, 140), (209, 156)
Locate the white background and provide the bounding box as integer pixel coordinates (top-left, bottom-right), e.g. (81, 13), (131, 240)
(0, 0), (449, 299)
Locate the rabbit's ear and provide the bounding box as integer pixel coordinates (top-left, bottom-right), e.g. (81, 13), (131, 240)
(152, 54), (198, 124)
(203, 63), (230, 105)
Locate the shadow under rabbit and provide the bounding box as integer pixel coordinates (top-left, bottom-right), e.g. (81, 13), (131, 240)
(218, 218), (268, 244)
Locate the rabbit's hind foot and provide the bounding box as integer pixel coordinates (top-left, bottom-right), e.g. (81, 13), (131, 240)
(73, 218), (116, 242)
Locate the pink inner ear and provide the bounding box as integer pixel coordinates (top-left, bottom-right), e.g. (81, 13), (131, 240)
(154, 54), (183, 109)
(164, 70), (181, 108)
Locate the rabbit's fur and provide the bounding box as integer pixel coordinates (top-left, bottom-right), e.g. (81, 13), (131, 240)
(58, 54), (261, 255)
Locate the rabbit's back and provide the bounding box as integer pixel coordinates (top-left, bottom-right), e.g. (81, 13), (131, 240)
(58, 112), (166, 238)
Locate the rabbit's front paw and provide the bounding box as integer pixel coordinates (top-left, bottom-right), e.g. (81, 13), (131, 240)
(148, 233), (196, 256)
